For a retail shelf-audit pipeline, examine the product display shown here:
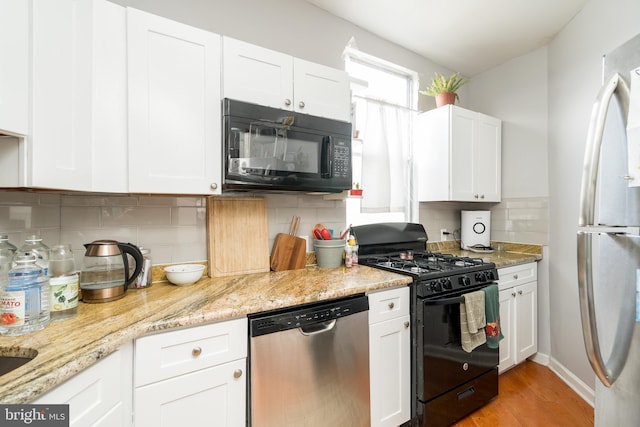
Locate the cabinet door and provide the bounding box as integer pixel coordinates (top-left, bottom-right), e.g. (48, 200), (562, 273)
(0, 0), (28, 136)
(369, 315), (411, 427)
(222, 37), (293, 111)
(449, 106), (476, 201)
(475, 113), (501, 202)
(515, 281), (538, 363)
(293, 58), (351, 121)
(128, 8), (221, 194)
(33, 343), (133, 427)
(134, 358), (246, 427)
(498, 288), (515, 373)
(30, 0), (127, 192)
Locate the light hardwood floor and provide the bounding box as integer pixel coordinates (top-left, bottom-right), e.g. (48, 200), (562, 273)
(453, 361), (594, 426)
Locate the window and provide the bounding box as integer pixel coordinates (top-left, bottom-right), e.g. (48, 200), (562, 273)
(344, 47), (419, 226)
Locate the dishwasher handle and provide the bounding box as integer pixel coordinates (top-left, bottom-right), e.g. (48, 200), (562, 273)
(299, 319), (337, 336)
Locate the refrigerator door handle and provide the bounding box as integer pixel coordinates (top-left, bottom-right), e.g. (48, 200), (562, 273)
(577, 72), (631, 388)
(578, 72), (630, 227)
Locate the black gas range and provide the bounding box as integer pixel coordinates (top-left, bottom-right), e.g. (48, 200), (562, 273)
(352, 222), (499, 427)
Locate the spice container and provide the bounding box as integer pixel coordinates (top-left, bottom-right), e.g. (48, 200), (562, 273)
(49, 244), (79, 321)
(0, 254), (50, 335)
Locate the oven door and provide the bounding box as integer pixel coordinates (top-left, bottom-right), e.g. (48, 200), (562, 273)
(417, 288), (499, 403)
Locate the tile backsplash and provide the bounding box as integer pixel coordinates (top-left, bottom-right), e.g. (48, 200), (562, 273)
(0, 190), (348, 268)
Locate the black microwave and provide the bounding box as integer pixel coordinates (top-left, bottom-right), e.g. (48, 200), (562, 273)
(222, 98), (352, 193)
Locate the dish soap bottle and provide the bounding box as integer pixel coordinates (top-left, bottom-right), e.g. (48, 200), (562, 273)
(49, 244), (79, 321)
(0, 254), (50, 335)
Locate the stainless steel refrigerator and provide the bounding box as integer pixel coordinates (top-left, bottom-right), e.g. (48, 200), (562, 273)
(578, 33), (640, 426)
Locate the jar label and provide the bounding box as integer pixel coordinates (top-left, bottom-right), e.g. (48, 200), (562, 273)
(50, 275), (79, 312)
(1, 291), (26, 327)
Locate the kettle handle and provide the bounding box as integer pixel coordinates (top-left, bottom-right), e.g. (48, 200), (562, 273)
(118, 242), (144, 288)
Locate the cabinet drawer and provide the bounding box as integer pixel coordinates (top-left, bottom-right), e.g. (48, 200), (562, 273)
(135, 317), (247, 387)
(368, 286), (410, 324)
(497, 262), (537, 291)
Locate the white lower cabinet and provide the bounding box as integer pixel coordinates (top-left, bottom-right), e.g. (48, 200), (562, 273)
(33, 342), (133, 427)
(133, 318), (247, 427)
(368, 286), (411, 427)
(497, 262), (538, 373)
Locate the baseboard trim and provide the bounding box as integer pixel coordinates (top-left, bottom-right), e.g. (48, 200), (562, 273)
(545, 356), (595, 407)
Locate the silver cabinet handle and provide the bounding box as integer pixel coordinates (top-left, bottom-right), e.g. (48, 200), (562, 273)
(192, 347), (202, 357)
(210, 183), (218, 190)
(511, 292), (516, 297)
(388, 302), (395, 310)
(578, 72), (632, 388)
(480, 194), (485, 199)
(404, 321), (410, 328)
(298, 101), (305, 108)
(518, 290), (523, 295)
(284, 98), (292, 106)
(233, 369), (243, 379)
(513, 274), (518, 279)
(474, 194), (479, 199)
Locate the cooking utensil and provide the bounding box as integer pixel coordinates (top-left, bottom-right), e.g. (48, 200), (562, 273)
(271, 215), (307, 271)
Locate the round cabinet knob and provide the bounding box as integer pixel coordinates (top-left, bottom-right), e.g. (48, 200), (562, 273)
(480, 194), (485, 199)
(518, 290), (523, 295)
(513, 274), (519, 279)
(388, 302), (395, 310)
(192, 347), (202, 357)
(404, 321), (410, 329)
(474, 194), (479, 199)
(210, 183), (218, 190)
(462, 363), (469, 371)
(298, 101), (305, 108)
(284, 98), (292, 106)
(233, 369), (243, 379)
(511, 292), (517, 297)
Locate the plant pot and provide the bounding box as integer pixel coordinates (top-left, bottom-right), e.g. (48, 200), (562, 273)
(435, 92), (456, 108)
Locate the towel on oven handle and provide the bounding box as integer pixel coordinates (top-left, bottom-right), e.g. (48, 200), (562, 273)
(483, 284), (504, 348)
(460, 290), (487, 352)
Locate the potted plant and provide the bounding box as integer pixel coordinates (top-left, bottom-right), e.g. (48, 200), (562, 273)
(419, 72), (469, 108)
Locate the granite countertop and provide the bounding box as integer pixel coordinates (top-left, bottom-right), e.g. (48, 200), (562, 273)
(427, 241), (543, 268)
(0, 265), (412, 404)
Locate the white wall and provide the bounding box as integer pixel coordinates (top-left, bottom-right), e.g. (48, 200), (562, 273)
(546, 0), (640, 392)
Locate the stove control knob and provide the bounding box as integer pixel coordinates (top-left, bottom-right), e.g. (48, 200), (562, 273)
(431, 281), (442, 292)
(486, 271), (496, 281)
(459, 276), (471, 287)
(475, 272), (486, 282)
(441, 278), (452, 289)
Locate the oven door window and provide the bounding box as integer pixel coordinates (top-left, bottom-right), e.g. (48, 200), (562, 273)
(419, 294), (498, 402)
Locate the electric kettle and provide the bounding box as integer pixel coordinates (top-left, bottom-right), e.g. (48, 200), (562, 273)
(80, 240), (143, 303)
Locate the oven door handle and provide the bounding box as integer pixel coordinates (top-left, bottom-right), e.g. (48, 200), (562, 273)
(424, 295), (465, 305)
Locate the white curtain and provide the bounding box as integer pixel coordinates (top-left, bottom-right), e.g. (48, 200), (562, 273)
(357, 98), (414, 217)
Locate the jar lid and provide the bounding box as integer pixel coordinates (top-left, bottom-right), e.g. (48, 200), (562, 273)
(25, 235), (43, 242)
(13, 254), (37, 264)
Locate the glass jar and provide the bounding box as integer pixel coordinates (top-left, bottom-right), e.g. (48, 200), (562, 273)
(0, 254), (50, 336)
(17, 235), (50, 276)
(132, 248), (152, 289)
(49, 244), (79, 321)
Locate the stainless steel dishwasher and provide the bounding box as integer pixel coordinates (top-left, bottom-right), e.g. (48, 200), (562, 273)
(248, 294), (370, 427)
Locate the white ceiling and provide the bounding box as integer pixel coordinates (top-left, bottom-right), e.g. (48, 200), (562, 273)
(305, 0), (589, 76)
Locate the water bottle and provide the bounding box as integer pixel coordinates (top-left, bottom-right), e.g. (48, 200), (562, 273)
(17, 235), (50, 276)
(49, 244), (79, 321)
(0, 234), (17, 254)
(0, 254), (50, 336)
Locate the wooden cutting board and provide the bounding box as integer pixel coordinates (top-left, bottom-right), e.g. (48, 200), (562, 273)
(206, 197), (270, 277)
(270, 234), (307, 271)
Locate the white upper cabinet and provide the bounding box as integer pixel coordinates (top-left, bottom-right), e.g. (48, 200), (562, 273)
(416, 105), (502, 202)
(0, 0), (29, 136)
(222, 37), (351, 122)
(127, 8), (222, 194)
(4, 0), (128, 192)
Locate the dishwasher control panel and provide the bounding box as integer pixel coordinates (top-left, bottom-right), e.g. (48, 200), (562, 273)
(249, 294), (368, 336)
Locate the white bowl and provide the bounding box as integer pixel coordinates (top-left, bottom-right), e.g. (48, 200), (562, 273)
(164, 264), (205, 286)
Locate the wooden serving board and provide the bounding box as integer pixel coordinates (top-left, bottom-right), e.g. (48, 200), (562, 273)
(206, 197), (270, 277)
(270, 233), (307, 271)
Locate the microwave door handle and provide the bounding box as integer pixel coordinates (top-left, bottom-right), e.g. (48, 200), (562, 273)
(321, 136), (332, 178)
(577, 72), (630, 388)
